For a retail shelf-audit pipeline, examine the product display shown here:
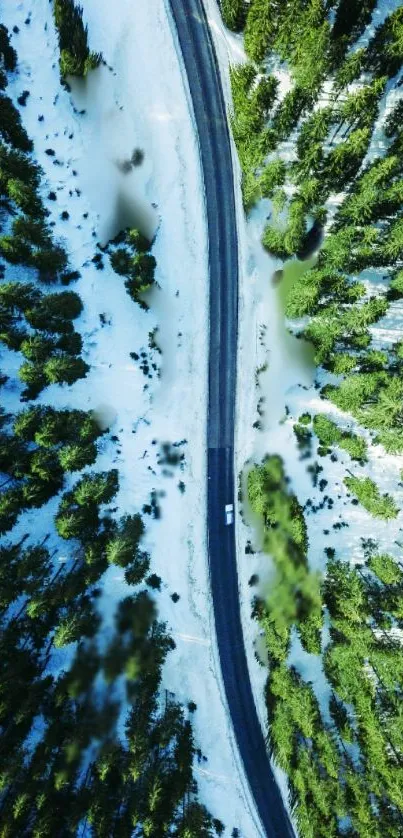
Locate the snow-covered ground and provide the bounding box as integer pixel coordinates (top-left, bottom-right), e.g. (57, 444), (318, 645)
(0, 0), (264, 833)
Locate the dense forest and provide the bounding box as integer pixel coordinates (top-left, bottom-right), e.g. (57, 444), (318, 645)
(0, 9), (216, 836)
(222, 0), (403, 835)
(248, 456), (403, 837)
(226, 0), (403, 463)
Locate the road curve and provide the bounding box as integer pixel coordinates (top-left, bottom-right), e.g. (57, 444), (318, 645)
(167, 3), (295, 836)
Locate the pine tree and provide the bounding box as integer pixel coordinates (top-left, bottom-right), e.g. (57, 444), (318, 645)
(324, 559), (367, 623)
(259, 158), (286, 197)
(43, 354), (89, 386)
(58, 441), (97, 471)
(53, 0), (102, 77)
(323, 127), (371, 191)
(0, 95), (32, 152)
(105, 514), (144, 567)
(18, 360), (47, 399)
(54, 600), (100, 647)
(244, 0), (277, 62)
(0, 24), (17, 71)
(221, 0), (246, 32)
(365, 7), (403, 78)
(344, 475), (399, 520)
(73, 470), (119, 507)
(332, 0), (377, 46)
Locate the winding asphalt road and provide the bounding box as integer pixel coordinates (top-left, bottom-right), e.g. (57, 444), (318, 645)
(167, 3), (295, 836)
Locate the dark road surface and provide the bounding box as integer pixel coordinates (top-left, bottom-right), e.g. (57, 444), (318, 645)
(167, 3), (295, 836)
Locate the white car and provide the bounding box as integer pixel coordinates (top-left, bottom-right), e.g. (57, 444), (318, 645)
(225, 503), (234, 526)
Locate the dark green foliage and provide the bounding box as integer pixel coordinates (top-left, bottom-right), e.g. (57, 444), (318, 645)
(229, 63), (279, 209)
(0, 28), (30, 151)
(332, 0), (377, 49)
(0, 94), (32, 152)
(344, 475), (399, 520)
(109, 227), (157, 303)
(0, 132), (67, 282)
(294, 107), (333, 183)
(221, 0), (246, 31)
(0, 221), (68, 279)
(385, 100), (403, 138)
(389, 269), (403, 298)
(267, 663), (343, 835)
(53, 0), (102, 77)
(322, 127), (372, 193)
(230, 66), (278, 148)
(280, 4), (331, 92)
(33, 243), (68, 280)
(17, 354), (89, 398)
(0, 24), (17, 71)
(367, 551), (403, 586)
(0, 547), (211, 834)
(0, 144), (41, 190)
(257, 531), (403, 836)
(0, 406), (104, 534)
(322, 353), (403, 453)
(263, 197), (306, 258)
(43, 353), (89, 385)
(337, 155), (403, 226)
(248, 455), (322, 658)
(228, 2), (403, 834)
(259, 158), (286, 197)
(365, 7), (403, 78)
(293, 421), (312, 455)
(0, 487), (23, 535)
(271, 86), (313, 142)
(106, 514), (146, 577)
(313, 414), (368, 463)
(1, 283), (85, 397)
(14, 405), (99, 446)
(301, 296), (388, 364)
(333, 47), (367, 90)
(55, 470), (118, 543)
(27, 290), (82, 329)
(244, 0), (276, 62)
(226, 0), (403, 283)
(321, 551), (403, 836)
(3, 175), (45, 218)
(126, 227), (151, 253)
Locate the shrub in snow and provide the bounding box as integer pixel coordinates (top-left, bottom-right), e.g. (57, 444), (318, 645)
(109, 229), (156, 303)
(146, 573), (162, 590)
